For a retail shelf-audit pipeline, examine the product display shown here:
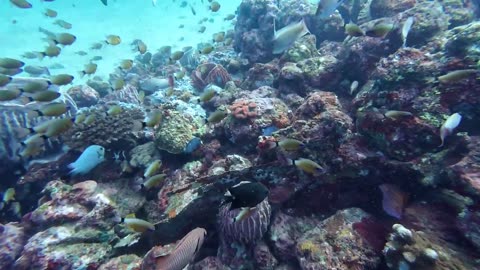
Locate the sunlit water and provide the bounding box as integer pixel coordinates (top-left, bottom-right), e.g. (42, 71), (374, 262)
(0, 0), (240, 84)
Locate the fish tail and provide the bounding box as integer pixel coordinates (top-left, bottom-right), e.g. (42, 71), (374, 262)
(37, 52), (46, 60)
(35, 110), (44, 117)
(287, 158), (296, 166)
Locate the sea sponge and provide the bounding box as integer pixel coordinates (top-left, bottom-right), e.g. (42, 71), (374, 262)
(217, 199), (271, 245)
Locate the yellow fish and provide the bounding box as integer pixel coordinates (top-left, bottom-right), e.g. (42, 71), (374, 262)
(290, 158), (324, 175)
(105, 35), (121, 45)
(10, 0), (32, 9)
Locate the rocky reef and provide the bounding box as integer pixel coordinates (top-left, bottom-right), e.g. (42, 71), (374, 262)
(2, 0), (480, 269)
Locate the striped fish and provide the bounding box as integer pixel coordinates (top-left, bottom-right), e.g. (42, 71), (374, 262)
(143, 228), (206, 270)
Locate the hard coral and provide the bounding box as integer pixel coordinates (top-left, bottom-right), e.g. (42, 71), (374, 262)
(62, 103), (145, 151)
(190, 63), (231, 90)
(383, 223), (475, 270)
(229, 99), (258, 119)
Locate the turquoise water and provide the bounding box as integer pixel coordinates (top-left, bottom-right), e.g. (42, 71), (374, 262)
(0, 0), (240, 80)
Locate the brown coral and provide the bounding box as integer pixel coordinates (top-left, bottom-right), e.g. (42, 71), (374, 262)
(62, 104), (145, 151)
(190, 63), (231, 90)
(229, 99), (258, 119)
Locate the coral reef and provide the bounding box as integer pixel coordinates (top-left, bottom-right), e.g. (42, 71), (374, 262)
(223, 87), (290, 145)
(0, 223), (26, 269)
(190, 63), (232, 90)
(269, 209), (383, 269)
(5, 1), (480, 269)
(66, 84), (100, 107)
(229, 99), (258, 119)
(0, 77), (77, 171)
(14, 180), (119, 269)
(101, 84), (143, 105)
(62, 103), (145, 151)
(154, 109), (205, 154)
(383, 223), (475, 269)
(129, 141), (162, 169)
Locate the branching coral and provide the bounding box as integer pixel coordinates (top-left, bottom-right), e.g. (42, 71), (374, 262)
(190, 63), (231, 90)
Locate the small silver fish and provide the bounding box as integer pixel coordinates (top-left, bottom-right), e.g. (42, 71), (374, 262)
(350, 80), (359, 95)
(316, 0), (345, 19)
(439, 113), (462, 147)
(24, 65), (50, 77)
(401, 16), (414, 48)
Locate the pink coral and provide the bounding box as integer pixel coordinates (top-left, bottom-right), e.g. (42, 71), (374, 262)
(229, 100), (258, 119)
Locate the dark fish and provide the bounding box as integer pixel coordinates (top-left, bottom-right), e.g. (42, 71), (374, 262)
(379, 184), (408, 219)
(143, 228), (207, 270)
(184, 137), (202, 153)
(224, 181), (269, 210)
(190, 4), (196, 15)
(100, 0), (107, 5)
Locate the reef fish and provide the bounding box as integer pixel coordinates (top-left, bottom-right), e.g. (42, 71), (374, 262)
(384, 110), (413, 120)
(401, 16), (414, 48)
(438, 69), (477, 83)
(262, 125), (278, 136)
(184, 137), (202, 153)
(316, 0), (345, 19)
(273, 19), (310, 54)
(144, 228), (207, 270)
(122, 214), (155, 233)
(379, 184), (408, 219)
(68, 145), (105, 175)
(266, 138), (305, 152)
(135, 174), (167, 191)
(289, 158), (324, 175)
(439, 113), (462, 147)
(10, 0), (32, 9)
(224, 181), (269, 210)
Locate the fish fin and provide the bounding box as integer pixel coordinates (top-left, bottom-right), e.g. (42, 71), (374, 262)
(301, 18), (311, 36)
(194, 237), (201, 253)
(287, 159), (295, 166)
(125, 213), (136, 218)
(273, 17), (276, 36)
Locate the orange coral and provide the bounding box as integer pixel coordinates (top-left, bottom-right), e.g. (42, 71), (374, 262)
(272, 114), (290, 128)
(229, 100), (258, 119)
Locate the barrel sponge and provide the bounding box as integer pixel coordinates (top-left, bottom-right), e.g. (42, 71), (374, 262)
(217, 199), (271, 245)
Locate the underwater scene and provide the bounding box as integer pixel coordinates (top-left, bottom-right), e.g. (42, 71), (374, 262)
(1, 0), (480, 269)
